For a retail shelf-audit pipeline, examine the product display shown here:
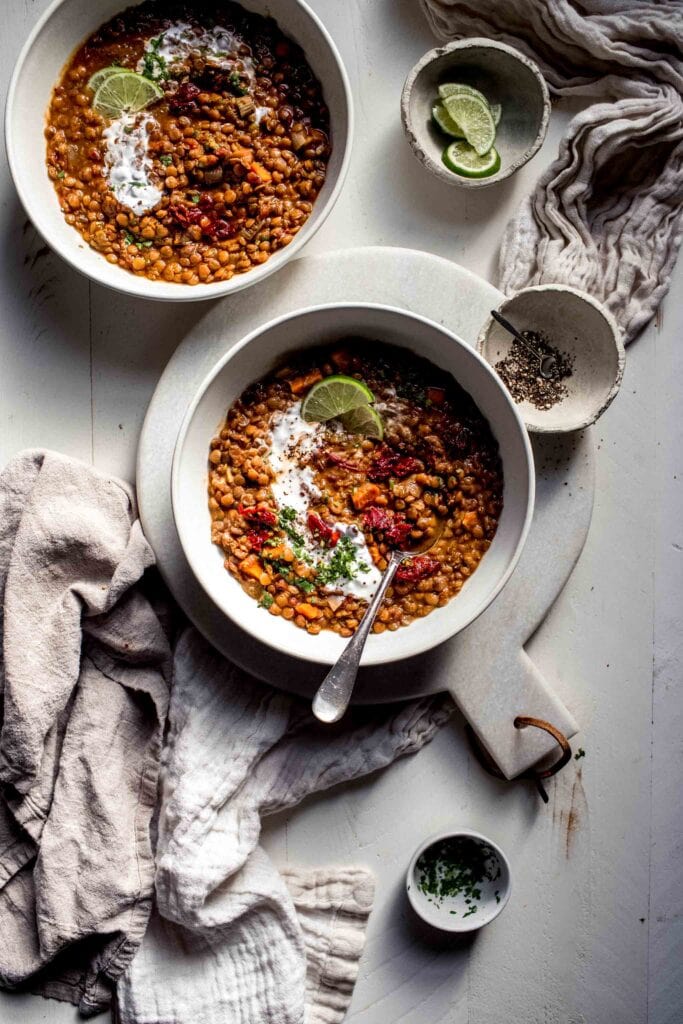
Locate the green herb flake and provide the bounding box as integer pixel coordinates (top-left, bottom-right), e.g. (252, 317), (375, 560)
(56, 170), (66, 180)
(141, 35), (169, 81)
(190, 193), (201, 205)
(315, 536), (365, 586)
(228, 71), (249, 96)
(258, 592), (274, 609)
(415, 836), (501, 911)
(574, 747), (586, 761)
(160, 154), (173, 166)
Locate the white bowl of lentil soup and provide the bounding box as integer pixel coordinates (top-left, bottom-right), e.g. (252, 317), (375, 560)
(172, 303), (535, 667)
(6, 0), (352, 299)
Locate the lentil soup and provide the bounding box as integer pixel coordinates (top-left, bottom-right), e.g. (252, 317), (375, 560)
(208, 341), (504, 637)
(45, 1), (330, 285)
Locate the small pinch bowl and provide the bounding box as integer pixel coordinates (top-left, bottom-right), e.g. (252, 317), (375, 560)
(172, 302), (535, 668)
(401, 38), (550, 189)
(406, 829), (512, 933)
(5, 0), (353, 302)
(477, 285), (625, 433)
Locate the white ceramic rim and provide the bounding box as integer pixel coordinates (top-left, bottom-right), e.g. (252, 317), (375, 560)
(476, 283), (626, 433)
(171, 300), (535, 667)
(4, 0), (354, 302)
(400, 37), (550, 190)
(406, 828), (513, 933)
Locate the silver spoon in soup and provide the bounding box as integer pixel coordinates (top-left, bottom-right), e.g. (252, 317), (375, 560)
(312, 520), (445, 724)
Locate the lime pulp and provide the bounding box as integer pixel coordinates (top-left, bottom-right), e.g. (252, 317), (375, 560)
(92, 71), (163, 118)
(339, 404), (384, 440)
(432, 101), (464, 139)
(87, 65), (127, 93)
(301, 374), (375, 423)
(442, 93), (496, 156)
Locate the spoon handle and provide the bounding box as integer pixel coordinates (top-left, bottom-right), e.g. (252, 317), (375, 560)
(312, 551), (403, 723)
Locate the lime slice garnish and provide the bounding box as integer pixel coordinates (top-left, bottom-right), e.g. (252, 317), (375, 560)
(490, 103), (502, 127)
(92, 71), (163, 118)
(339, 404), (384, 439)
(442, 94), (496, 156)
(88, 65), (127, 93)
(438, 82), (491, 108)
(432, 101), (464, 138)
(301, 375), (374, 423)
(442, 140), (501, 178)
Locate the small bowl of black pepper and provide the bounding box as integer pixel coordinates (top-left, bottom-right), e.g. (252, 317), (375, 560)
(477, 284), (625, 433)
(406, 829), (512, 933)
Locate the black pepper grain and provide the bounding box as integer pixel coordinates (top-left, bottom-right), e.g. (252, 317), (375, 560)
(495, 331), (574, 411)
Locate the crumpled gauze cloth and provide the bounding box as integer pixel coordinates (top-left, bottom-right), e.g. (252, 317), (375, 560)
(117, 629), (452, 1024)
(0, 449), (452, 1022)
(420, 0), (683, 343)
(0, 450), (171, 1015)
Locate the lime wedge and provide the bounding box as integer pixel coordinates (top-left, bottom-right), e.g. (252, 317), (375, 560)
(442, 94), (496, 156)
(490, 103), (502, 127)
(93, 71), (163, 118)
(438, 82), (491, 108)
(88, 65), (127, 93)
(432, 101), (464, 138)
(340, 404), (384, 439)
(442, 140), (501, 178)
(301, 375), (374, 423)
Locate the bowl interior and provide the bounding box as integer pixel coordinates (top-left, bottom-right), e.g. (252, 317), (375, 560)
(405, 41), (548, 187)
(479, 287), (624, 432)
(172, 303), (534, 667)
(406, 830), (512, 932)
(6, 0), (351, 301)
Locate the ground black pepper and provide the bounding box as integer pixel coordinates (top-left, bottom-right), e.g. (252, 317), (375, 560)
(495, 330), (574, 411)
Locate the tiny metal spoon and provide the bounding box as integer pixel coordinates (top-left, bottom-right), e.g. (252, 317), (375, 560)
(490, 309), (557, 380)
(312, 524), (444, 724)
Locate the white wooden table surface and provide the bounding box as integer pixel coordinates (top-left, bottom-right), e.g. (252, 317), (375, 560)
(1, 1), (681, 1022)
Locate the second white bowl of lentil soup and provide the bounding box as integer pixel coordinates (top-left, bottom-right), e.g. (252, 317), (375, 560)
(6, 0), (352, 300)
(172, 303), (535, 667)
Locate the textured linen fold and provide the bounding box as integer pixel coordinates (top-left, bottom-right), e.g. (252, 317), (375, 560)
(116, 628), (452, 1024)
(0, 450), (170, 1016)
(0, 450), (452, 1022)
(420, 0), (683, 343)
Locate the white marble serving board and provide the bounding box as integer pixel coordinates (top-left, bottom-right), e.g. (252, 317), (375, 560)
(137, 246), (590, 779)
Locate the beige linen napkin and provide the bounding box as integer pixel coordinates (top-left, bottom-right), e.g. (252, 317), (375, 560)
(420, 0), (683, 343)
(0, 450), (451, 1020)
(0, 450), (170, 1015)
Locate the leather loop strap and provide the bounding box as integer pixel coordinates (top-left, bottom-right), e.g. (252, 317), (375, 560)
(465, 716), (573, 803)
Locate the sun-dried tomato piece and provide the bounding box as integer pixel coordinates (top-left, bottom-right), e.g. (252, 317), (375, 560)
(237, 503), (278, 527)
(307, 512), (340, 547)
(395, 555), (439, 583)
(169, 82), (201, 115)
(426, 386), (446, 406)
(246, 528), (271, 552)
(368, 446), (421, 481)
(361, 506), (412, 547)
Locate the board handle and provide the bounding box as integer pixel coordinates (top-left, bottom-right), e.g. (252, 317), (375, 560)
(447, 649), (578, 781)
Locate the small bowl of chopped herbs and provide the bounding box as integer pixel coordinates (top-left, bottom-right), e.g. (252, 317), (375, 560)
(477, 285), (625, 433)
(401, 38), (550, 188)
(406, 829), (512, 932)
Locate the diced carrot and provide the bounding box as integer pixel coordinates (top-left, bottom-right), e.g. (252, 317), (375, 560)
(295, 602), (321, 621)
(461, 511), (479, 531)
(263, 543), (293, 562)
(250, 161), (272, 183)
(352, 482), (382, 510)
(239, 554), (272, 583)
(289, 368), (323, 395)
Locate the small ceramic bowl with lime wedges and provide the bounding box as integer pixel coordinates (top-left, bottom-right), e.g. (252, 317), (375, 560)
(401, 38), (550, 188)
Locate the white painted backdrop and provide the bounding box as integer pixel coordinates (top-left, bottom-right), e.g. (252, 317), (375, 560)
(1, 1), (681, 1021)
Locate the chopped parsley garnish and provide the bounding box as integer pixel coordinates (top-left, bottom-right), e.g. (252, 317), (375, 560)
(160, 154), (173, 166)
(190, 193), (201, 204)
(56, 170), (66, 180)
(416, 837), (501, 915)
(123, 232), (153, 250)
(574, 747), (586, 760)
(315, 537), (367, 586)
(141, 35), (169, 81)
(278, 506), (307, 558)
(258, 592), (274, 609)
(228, 71), (249, 96)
